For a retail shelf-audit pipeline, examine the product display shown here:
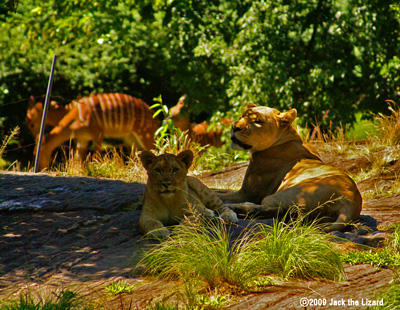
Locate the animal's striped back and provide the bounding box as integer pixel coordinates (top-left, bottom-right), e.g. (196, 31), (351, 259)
(74, 93), (158, 136)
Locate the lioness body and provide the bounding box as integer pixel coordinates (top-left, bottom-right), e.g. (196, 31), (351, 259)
(219, 104), (362, 232)
(140, 150), (238, 238)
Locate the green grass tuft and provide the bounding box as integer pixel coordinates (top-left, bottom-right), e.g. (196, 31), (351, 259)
(371, 280), (400, 310)
(104, 280), (136, 295)
(343, 250), (400, 269)
(245, 218), (345, 281)
(0, 289), (92, 310)
(140, 212), (345, 294)
(343, 226), (400, 269)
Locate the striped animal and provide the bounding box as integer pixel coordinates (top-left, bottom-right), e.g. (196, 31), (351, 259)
(168, 95), (228, 148)
(191, 121), (224, 148)
(26, 97), (70, 139)
(27, 93), (160, 171)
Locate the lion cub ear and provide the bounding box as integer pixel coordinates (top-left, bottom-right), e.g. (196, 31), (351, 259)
(245, 103), (257, 110)
(177, 150), (193, 170)
(140, 151), (157, 171)
(279, 108), (297, 127)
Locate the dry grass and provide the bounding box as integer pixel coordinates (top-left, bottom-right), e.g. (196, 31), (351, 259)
(56, 147), (147, 183)
(151, 131), (206, 172)
(361, 174), (400, 199)
(306, 121), (359, 157)
(37, 100), (400, 195)
(55, 131), (204, 183)
(375, 100), (400, 146)
(308, 103), (400, 186)
(196, 176), (242, 192)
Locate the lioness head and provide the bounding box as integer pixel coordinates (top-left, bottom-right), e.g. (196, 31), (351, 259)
(230, 103), (297, 153)
(140, 150), (193, 198)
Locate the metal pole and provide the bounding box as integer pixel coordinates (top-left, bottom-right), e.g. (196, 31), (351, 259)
(34, 55), (57, 173)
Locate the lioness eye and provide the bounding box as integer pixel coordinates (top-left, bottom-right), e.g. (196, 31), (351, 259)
(172, 168), (180, 174)
(255, 120), (263, 125)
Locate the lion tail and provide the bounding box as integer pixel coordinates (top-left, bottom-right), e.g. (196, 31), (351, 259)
(323, 200), (361, 232)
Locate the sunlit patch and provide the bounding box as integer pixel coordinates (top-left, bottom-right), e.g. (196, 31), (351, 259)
(3, 233), (22, 238)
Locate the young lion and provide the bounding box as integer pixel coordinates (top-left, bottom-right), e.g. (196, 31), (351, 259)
(139, 150), (238, 239)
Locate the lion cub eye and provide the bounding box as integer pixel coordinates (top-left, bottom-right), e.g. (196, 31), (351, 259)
(172, 167), (180, 175)
(254, 120), (263, 127)
(154, 168), (162, 175)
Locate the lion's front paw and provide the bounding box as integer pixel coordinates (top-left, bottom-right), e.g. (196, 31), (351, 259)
(227, 203), (256, 214)
(202, 208), (216, 218)
(145, 227), (170, 239)
(220, 210), (239, 224)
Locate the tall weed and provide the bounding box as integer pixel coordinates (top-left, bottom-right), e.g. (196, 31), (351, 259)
(0, 126), (19, 169)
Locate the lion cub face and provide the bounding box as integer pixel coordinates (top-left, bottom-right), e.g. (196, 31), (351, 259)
(230, 103), (297, 153)
(140, 150), (193, 198)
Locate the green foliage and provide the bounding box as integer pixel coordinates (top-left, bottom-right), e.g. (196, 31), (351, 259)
(1, 0), (400, 167)
(163, 0), (400, 127)
(1, 0), (169, 100)
(150, 95), (183, 150)
(149, 96), (208, 160)
(194, 294), (229, 309)
(0, 0), (174, 163)
(345, 112), (378, 140)
(196, 145), (250, 172)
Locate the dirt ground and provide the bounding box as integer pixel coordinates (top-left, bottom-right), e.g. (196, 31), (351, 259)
(1, 149), (400, 309)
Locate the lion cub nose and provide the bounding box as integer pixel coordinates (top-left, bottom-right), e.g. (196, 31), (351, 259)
(161, 178), (172, 187)
(232, 123), (242, 132)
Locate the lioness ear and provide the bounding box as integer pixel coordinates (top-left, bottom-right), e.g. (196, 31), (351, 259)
(177, 150), (193, 170)
(140, 151), (157, 171)
(279, 108), (297, 127)
(245, 103), (257, 110)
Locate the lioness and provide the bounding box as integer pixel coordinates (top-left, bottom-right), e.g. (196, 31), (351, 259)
(219, 103), (362, 232)
(140, 150), (238, 239)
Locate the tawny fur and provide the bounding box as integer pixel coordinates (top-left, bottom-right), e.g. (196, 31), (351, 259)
(139, 150), (238, 239)
(219, 103), (362, 232)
